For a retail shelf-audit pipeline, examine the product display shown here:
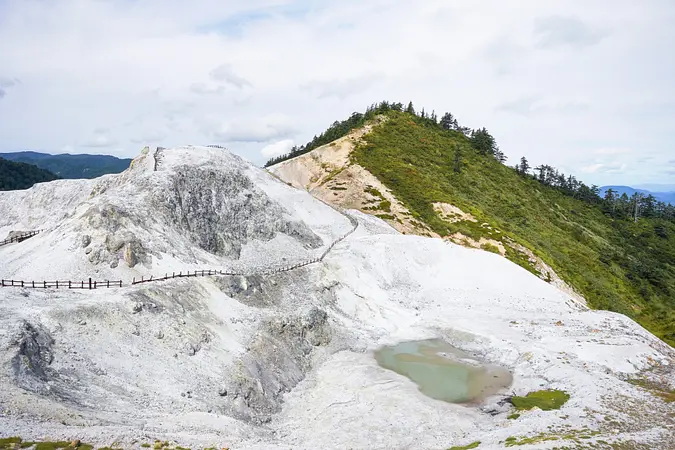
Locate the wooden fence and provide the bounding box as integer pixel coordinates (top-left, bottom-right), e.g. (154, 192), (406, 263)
(0, 230), (40, 247)
(0, 210), (360, 290)
(1, 278), (123, 289)
(132, 269), (233, 285)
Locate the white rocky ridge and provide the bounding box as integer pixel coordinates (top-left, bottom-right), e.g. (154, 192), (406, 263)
(0, 146), (673, 449)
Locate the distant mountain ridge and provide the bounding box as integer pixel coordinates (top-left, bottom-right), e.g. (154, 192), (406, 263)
(0, 151), (132, 179)
(600, 185), (675, 205)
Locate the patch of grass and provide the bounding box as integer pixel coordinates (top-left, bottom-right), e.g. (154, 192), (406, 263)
(507, 413), (521, 420)
(141, 445), (151, 448)
(320, 166), (346, 185)
(480, 242), (500, 254)
(34, 442), (72, 450)
(504, 246), (540, 277)
(0, 438), (22, 449)
(1, 440), (98, 450)
(503, 428), (600, 447)
(364, 186), (384, 199)
(379, 200), (392, 212)
(329, 186), (347, 191)
(511, 389), (570, 411)
(376, 214), (396, 220)
(448, 442), (480, 450)
(628, 377), (675, 403)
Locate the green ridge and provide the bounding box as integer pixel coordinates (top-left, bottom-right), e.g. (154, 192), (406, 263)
(341, 107), (675, 346)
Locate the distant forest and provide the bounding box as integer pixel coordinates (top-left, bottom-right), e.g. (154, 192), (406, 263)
(0, 157), (59, 191)
(0, 151), (132, 179)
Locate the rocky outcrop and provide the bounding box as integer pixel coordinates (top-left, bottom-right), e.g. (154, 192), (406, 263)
(163, 165), (322, 259)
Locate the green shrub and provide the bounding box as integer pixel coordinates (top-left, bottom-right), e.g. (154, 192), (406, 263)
(511, 389), (570, 411)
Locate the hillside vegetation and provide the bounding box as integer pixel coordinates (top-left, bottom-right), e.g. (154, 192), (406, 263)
(0, 157), (59, 190)
(0, 151), (132, 179)
(273, 103), (675, 346)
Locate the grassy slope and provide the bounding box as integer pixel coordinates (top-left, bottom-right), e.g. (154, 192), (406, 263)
(352, 111), (675, 345)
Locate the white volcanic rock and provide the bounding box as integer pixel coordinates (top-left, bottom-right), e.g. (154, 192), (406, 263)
(0, 146), (673, 450)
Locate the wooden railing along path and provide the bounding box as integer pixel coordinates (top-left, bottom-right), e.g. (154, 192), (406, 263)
(1, 279), (122, 289)
(0, 209), (359, 290)
(0, 230), (40, 247)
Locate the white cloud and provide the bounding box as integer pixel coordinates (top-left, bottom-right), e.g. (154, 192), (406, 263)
(189, 82), (225, 95)
(209, 64), (252, 89)
(212, 114), (296, 142)
(82, 134), (118, 148)
(593, 147), (632, 156)
(581, 162), (627, 174)
(0, 0), (672, 185)
(261, 139), (294, 158)
(303, 73), (382, 100)
(130, 130), (169, 144)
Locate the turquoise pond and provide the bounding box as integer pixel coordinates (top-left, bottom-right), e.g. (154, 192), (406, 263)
(374, 339), (513, 403)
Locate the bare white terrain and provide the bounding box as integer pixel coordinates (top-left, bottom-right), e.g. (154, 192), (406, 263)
(0, 146), (673, 449)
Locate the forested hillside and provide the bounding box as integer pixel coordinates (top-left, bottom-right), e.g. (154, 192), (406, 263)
(0, 157), (59, 190)
(271, 102), (675, 346)
(0, 151), (132, 179)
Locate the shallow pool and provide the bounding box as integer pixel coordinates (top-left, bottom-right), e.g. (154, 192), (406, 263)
(374, 338), (512, 403)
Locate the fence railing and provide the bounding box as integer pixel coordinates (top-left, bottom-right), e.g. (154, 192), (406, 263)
(0, 230), (40, 247)
(1, 278), (123, 289)
(1, 211), (360, 289)
(133, 269), (234, 285)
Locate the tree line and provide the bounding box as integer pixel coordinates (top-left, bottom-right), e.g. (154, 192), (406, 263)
(264, 100), (505, 167)
(514, 157), (675, 223)
(265, 99), (673, 225)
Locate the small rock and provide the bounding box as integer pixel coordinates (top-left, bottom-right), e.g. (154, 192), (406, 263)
(132, 302), (143, 313)
(131, 328), (140, 336)
(155, 330), (164, 339)
(82, 235), (91, 247)
(78, 320), (86, 326)
(110, 259), (119, 269)
(85, 247), (93, 255)
(181, 392), (186, 397)
(218, 387), (228, 397)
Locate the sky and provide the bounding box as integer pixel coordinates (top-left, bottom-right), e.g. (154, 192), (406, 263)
(0, 0), (674, 186)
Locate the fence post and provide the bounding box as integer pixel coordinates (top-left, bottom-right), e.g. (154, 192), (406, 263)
(89, 278), (92, 290)
(44, 281), (47, 289)
(107, 280), (110, 288)
(69, 281), (71, 289)
(133, 277), (135, 284)
(56, 281), (59, 288)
